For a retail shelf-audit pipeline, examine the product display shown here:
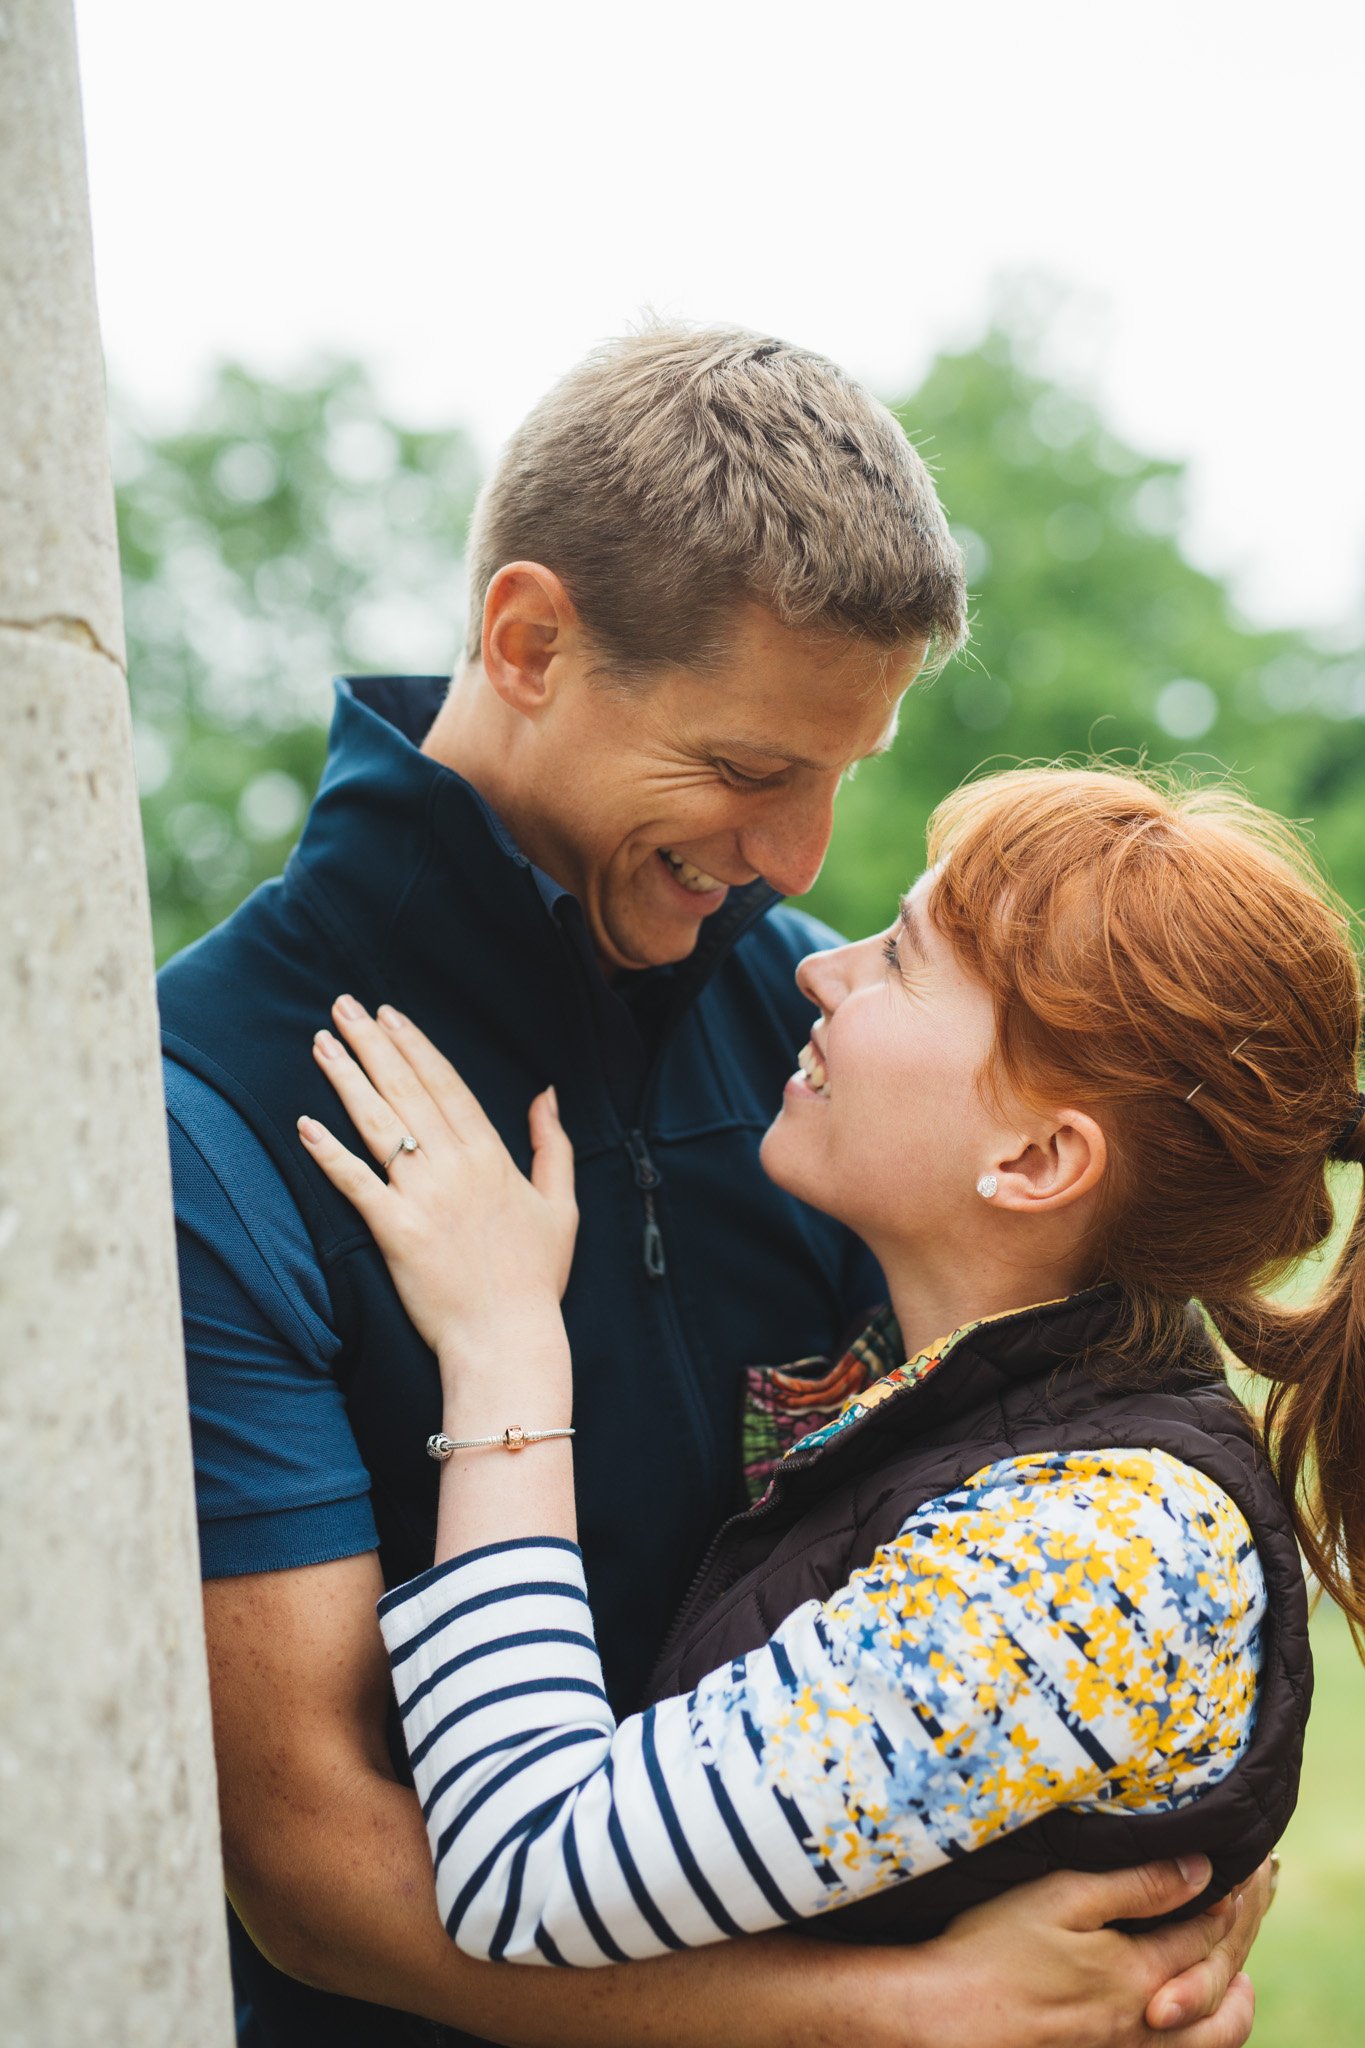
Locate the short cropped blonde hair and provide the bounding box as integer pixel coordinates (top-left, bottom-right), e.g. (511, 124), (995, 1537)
(465, 324), (966, 677)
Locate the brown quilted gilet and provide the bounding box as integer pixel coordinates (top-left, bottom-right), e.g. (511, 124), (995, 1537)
(643, 1288), (1312, 1940)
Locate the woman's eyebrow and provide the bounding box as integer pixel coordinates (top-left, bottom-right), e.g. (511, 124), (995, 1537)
(896, 895), (929, 962)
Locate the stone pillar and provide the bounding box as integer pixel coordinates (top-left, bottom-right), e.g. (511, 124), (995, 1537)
(0, 3), (235, 2041)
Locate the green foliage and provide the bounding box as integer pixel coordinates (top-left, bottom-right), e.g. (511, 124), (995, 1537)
(800, 327), (1365, 936)
(116, 360), (479, 959)
(1250, 1602), (1365, 2048)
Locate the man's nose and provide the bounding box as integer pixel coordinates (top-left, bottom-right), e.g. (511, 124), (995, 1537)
(740, 787), (837, 899)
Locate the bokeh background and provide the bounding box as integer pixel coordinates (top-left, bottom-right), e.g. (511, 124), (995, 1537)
(79, 3), (1363, 2039)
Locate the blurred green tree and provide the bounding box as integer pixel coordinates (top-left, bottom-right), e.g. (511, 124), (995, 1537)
(801, 326), (1365, 936)
(115, 360), (480, 959)
(117, 331), (1365, 962)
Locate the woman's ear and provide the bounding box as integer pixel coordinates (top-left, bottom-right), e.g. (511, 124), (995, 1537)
(480, 562), (579, 720)
(991, 1111), (1107, 1214)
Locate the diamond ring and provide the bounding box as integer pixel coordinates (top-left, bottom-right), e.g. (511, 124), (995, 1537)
(382, 1133), (418, 1172)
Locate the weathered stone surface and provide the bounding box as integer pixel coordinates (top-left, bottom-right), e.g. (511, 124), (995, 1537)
(0, 0), (124, 659)
(0, 4), (234, 2041)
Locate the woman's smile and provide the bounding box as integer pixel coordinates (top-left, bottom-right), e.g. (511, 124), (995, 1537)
(790, 1038), (831, 1098)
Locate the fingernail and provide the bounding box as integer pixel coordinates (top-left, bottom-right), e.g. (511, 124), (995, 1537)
(334, 993), (362, 1020)
(1155, 1999), (1184, 2029)
(378, 1004), (405, 1029)
(546, 1085), (559, 1113)
(1177, 1854), (1210, 1886)
(297, 1115), (323, 1142)
(314, 1029), (341, 1058)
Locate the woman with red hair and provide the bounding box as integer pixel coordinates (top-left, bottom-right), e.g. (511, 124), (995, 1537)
(299, 765), (1359, 1990)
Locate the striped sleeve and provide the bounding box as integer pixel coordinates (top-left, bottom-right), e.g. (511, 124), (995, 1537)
(379, 1534), (843, 1962)
(379, 1449), (1265, 1967)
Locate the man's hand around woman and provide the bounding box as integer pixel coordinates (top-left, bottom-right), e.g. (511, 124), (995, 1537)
(901, 1854), (1266, 2048)
(744, 1857), (1264, 2048)
(534, 1856), (1265, 2048)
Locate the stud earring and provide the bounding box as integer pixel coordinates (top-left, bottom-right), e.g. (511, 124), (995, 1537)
(976, 1173), (999, 1199)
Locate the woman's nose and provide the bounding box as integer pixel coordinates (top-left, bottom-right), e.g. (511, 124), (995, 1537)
(796, 943), (854, 1014)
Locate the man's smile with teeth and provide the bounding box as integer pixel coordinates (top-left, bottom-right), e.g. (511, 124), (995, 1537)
(797, 1041), (830, 1096)
(660, 848), (726, 895)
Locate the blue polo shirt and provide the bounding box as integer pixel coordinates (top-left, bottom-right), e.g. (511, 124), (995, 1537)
(168, 1062), (375, 1577)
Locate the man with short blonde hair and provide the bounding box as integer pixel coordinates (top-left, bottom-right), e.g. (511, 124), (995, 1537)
(465, 323), (967, 676)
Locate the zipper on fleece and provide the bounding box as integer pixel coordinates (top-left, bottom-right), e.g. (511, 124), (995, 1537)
(624, 1128), (667, 1279)
(646, 1351), (960, 1693)
(645, 1354), (957, 1699)
(644, 1439), (840, 1697)
(655, 1344), (948, 1673)
(622, 877), (781, 1286)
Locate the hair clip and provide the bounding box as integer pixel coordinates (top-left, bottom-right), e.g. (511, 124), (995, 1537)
(1184, 1031), (1259, 1106)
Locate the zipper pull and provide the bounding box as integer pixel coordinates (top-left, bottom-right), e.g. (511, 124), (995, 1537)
(625, 1130), (667, 1279)
(624, 1129), (660, 1189)
(642, 1209), (667, 1280)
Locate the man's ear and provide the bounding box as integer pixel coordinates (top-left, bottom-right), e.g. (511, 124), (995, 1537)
(480, 562), (580, 720)
(991, 1110), (1107, 1215)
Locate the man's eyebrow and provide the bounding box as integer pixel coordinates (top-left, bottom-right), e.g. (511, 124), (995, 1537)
(709, 724), (900, 773)
(896, 894), (929, 961)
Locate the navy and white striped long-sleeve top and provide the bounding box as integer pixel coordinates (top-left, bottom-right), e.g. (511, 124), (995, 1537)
(377, 1446), (1264, 1967)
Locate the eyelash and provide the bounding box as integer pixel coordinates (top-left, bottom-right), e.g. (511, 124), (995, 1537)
(716, 761), (782, 790)
(882, 933), (900, 968)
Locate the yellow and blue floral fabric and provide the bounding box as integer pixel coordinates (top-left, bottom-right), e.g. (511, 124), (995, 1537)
(689, 1443), (1264, 1892)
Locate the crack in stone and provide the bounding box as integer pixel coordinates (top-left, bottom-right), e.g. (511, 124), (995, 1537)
(0, 613), (126, 672)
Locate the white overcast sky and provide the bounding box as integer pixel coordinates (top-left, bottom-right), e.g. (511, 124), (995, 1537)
(75, 0), (1364, 639)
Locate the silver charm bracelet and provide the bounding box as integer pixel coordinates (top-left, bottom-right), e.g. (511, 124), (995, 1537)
(426, 1425), (575, 1459)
